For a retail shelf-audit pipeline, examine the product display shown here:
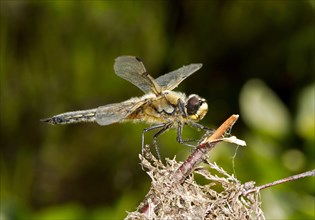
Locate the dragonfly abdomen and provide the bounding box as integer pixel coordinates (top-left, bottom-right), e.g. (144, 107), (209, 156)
(41, 109), (97, 125)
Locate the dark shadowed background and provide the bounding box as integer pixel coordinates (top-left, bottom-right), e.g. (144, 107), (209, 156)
(1, 1), (314, 219)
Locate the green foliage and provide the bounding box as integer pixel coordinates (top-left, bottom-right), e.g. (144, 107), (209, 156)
(1, 1), (314, 219)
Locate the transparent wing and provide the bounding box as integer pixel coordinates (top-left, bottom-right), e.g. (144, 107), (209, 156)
(95, 98), (144, 125)
(114, 56), (156, 93)
(155, 63), (202, 91)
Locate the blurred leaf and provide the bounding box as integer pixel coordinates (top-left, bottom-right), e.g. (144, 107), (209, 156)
(32, 203), (86, 220)
(295, 84), (315, 141)
(281, 149), (306, 172)
(239, 79), (291, 139)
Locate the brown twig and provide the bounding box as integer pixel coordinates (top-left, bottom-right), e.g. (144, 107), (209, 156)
(173, 114), (239, 183)
(243, 169), (315, 196)
(138, 114), (240, 215)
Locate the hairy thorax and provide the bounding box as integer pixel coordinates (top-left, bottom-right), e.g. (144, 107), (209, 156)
(126, 91), (187, 125)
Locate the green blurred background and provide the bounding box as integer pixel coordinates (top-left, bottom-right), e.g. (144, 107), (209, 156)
(1, 1), (314, 219)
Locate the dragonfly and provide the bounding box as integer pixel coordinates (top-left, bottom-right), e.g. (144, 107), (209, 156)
(41, 56), (209, 159)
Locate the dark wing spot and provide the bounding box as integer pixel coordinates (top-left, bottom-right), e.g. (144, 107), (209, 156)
(135, 56), (142, 62)
(40, 116), (63, 124)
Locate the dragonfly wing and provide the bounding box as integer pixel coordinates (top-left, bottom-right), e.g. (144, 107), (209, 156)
(155, 64), (202, 91)
(95, 98), (143, 125)
(114, 56), (153, 93)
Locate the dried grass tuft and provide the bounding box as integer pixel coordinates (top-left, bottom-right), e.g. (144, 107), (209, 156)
(126, 153), (265, 220)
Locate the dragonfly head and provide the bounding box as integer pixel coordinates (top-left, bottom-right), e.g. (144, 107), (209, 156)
(185, 94), (208, 121)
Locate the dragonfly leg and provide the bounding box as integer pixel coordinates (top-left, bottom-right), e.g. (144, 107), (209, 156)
(152, 122), (173, 160)
(142, 123), (171, 160)
(177, 98), (187, 118)
(188, 121), (213, 131)
(177, 121), (215, 147)
(176, 122), (197, 148)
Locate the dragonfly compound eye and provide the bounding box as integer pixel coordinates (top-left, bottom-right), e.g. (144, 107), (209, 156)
(186, 95), (202, 115)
